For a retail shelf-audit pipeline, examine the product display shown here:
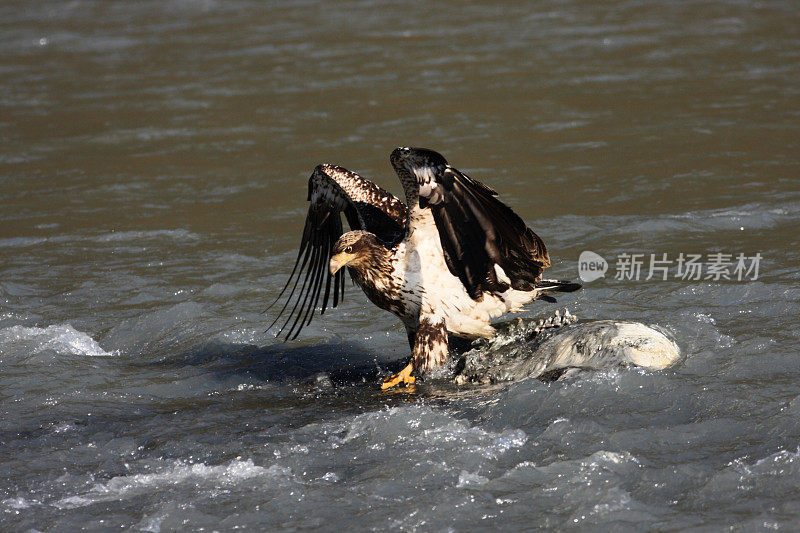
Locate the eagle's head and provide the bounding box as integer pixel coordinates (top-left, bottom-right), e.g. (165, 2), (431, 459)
(329, 231), (386, 275)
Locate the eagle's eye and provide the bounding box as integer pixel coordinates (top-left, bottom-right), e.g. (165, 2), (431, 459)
(345, 245), (353, 254)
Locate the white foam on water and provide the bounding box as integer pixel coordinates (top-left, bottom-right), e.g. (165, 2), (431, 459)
(456, 470), (489, 488)
(93, 229), (200, 243)
(0, 324), (112, 357)
(0, 236), (49, 248)
(333, 405), (528, 461)
(54, 459), (292, 509)
(0, 229), (199, 249)
(2, 497), (36, 510)
(699, 446), (800, 503)
(498, 449), (642, 486)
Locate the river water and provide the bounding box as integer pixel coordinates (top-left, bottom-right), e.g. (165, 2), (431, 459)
(2, 0), (800, 530)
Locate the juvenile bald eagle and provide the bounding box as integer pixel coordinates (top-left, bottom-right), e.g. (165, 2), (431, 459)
(269, 147), (580, 388)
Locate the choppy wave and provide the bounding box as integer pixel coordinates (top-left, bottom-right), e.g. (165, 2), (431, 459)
(538, 198), (800, 247)
(0, 324), (112, 358)
(0, 229), (200, 248)
(55, 459), (293, 510)
(699, 446), (800, 503)
(92, 229), (200, 243)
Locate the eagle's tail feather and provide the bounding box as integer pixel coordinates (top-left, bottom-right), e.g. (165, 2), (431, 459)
(535, 279), (582, 293)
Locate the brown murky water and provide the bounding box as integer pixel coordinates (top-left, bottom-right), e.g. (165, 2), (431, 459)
(2, 1), (800, 530)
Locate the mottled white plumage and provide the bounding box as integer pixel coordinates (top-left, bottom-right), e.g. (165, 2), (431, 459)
(389, 205), (538, 339)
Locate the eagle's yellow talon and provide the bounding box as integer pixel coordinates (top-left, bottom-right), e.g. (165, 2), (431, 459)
(381, 363), (415, 389)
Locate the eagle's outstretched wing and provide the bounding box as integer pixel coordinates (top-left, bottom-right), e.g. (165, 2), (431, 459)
(268, 164), (407, 340)
(391, 147), (550, 300)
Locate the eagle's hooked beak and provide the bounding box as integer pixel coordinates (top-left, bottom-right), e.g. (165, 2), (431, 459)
(329, 252), (353, 275)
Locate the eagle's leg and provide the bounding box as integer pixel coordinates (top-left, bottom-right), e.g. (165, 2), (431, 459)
(404, 324), (416, 349)
(381, 317), (448, 389)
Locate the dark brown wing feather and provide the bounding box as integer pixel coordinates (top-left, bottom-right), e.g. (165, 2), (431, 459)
(428, 167), (549, 299)
(268, 164), (407, 340)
